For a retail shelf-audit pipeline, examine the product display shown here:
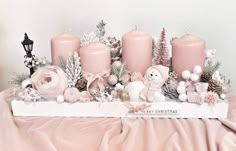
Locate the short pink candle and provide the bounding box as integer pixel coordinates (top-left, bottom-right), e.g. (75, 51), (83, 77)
(80, 42), (111, 74)
(172, 34), (205, 80)
(51, 33), (80, 66)
(122, 29), (152, 75)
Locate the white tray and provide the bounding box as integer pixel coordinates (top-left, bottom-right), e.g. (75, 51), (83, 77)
(11, 99), (228, 118)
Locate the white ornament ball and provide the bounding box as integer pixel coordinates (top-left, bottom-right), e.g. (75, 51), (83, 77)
(57, 95), (65, 103)
(193, 65), (202, 74)
(179, 93), (187, 102)
(108, 75), (118, 86)
(115, 83), (124, 90)
(182, 70), (191, 80)
(112, 61), (122, 69)
(179, 81), (186, 86)
(220, 94), (226, 99)
(190, 73), (199, 82)
(177, 85), (186, 94)
(21, 79), (32, 88)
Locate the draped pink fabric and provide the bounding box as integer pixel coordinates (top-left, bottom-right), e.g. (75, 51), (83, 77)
(0, 88), (236, 151)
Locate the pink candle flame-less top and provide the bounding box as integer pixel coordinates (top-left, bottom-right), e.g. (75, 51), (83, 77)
(172, 34), (205, 80)
(80, 42), (111, 74)
(122, 29), (152, 75)
(51, 33), (80, 66)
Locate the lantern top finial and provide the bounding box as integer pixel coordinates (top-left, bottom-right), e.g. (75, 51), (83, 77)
(22, 33), (34, 45)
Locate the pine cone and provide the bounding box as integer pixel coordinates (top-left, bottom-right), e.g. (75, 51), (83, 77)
(208, 79), (223, 96)
(200, 72), (212, 82)
(162, 79), (179, 99)
(75, 78), (87, 91)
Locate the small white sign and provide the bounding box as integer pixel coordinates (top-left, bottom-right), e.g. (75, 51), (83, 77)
(11, 100), (228, 118)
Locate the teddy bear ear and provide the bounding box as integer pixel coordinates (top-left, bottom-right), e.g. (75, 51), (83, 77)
(154, 65), (169, 79)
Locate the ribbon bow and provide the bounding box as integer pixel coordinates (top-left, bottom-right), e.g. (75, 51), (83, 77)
(83, 69), (110, 92)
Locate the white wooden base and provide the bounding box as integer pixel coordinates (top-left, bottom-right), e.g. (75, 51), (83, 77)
(11, 100), (229, 118)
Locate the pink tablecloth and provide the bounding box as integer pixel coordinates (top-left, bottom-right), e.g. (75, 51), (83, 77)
(0, 88), (236, 151)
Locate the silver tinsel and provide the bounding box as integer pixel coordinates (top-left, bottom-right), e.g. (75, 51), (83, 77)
(9, 72), (29, 85)
(96, 20), (106, 42)
(105, 36), (122, 61)
(80, 32), (100, 46)
(111, 63), (129, 85)
(65, 52), (82, 87)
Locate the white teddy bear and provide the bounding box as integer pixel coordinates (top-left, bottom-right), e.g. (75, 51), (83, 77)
(139, 65), (169, 102)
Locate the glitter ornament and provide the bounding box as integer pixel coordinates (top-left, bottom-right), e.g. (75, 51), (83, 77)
(112, 61), (122, 69)
(120, 91), (130, 102)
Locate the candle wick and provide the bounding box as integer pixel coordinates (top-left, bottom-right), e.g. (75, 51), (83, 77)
(63, 28), (72, 33)
(134, 25), (138, 30)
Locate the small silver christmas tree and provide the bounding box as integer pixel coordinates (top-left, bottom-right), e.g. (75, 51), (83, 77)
(65, 52), (82, 87)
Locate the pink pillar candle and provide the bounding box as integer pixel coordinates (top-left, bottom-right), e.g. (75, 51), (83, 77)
(80, 42), (111, 74)
(51, 33), (80, 66)
(172, 34), (205, 80)
(122, 29), (152, 75)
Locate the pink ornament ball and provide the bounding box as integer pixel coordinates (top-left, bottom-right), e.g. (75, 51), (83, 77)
(108, 75), (118, 86)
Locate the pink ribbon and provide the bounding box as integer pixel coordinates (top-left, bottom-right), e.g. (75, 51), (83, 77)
(125, 103), (151, 113)
(82, 69), (110, 92)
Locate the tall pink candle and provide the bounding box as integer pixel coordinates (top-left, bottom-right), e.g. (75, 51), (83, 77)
(51, 33), (80, 66)
(122, 29), (152, 75)
(80, 42), (111, 74)
(172, 34), (205, 80)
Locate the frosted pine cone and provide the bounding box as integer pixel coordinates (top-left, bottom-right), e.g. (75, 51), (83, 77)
(162, 79), (179, 99)
(200, 72), (212, 82)
(208, 79), (223, 96)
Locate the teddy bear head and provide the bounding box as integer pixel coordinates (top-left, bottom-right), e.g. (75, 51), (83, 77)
(144, 65), (169, 84)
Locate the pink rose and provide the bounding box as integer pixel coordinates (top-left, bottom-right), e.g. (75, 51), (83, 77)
(130, 72), (143, 82)
(205, 91), (219, 105)
(31, 65), (67, 99)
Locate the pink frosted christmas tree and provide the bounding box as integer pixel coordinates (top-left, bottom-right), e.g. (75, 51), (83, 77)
(154, 28), (170, 67)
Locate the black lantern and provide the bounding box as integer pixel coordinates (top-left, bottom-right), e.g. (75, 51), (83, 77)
(21, 33), (36, 76)
(22, 33), (34, 54)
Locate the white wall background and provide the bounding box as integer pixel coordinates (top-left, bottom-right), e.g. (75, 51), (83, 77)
(0, 0), (235, 94)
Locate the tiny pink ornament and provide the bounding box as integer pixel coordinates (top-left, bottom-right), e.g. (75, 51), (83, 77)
(64, 87), (80, 103)
(205, 91), (219, 105)
(131, 72), (143, 82)
(108, 74), (118, 86)
(31, 65), (67, 99)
